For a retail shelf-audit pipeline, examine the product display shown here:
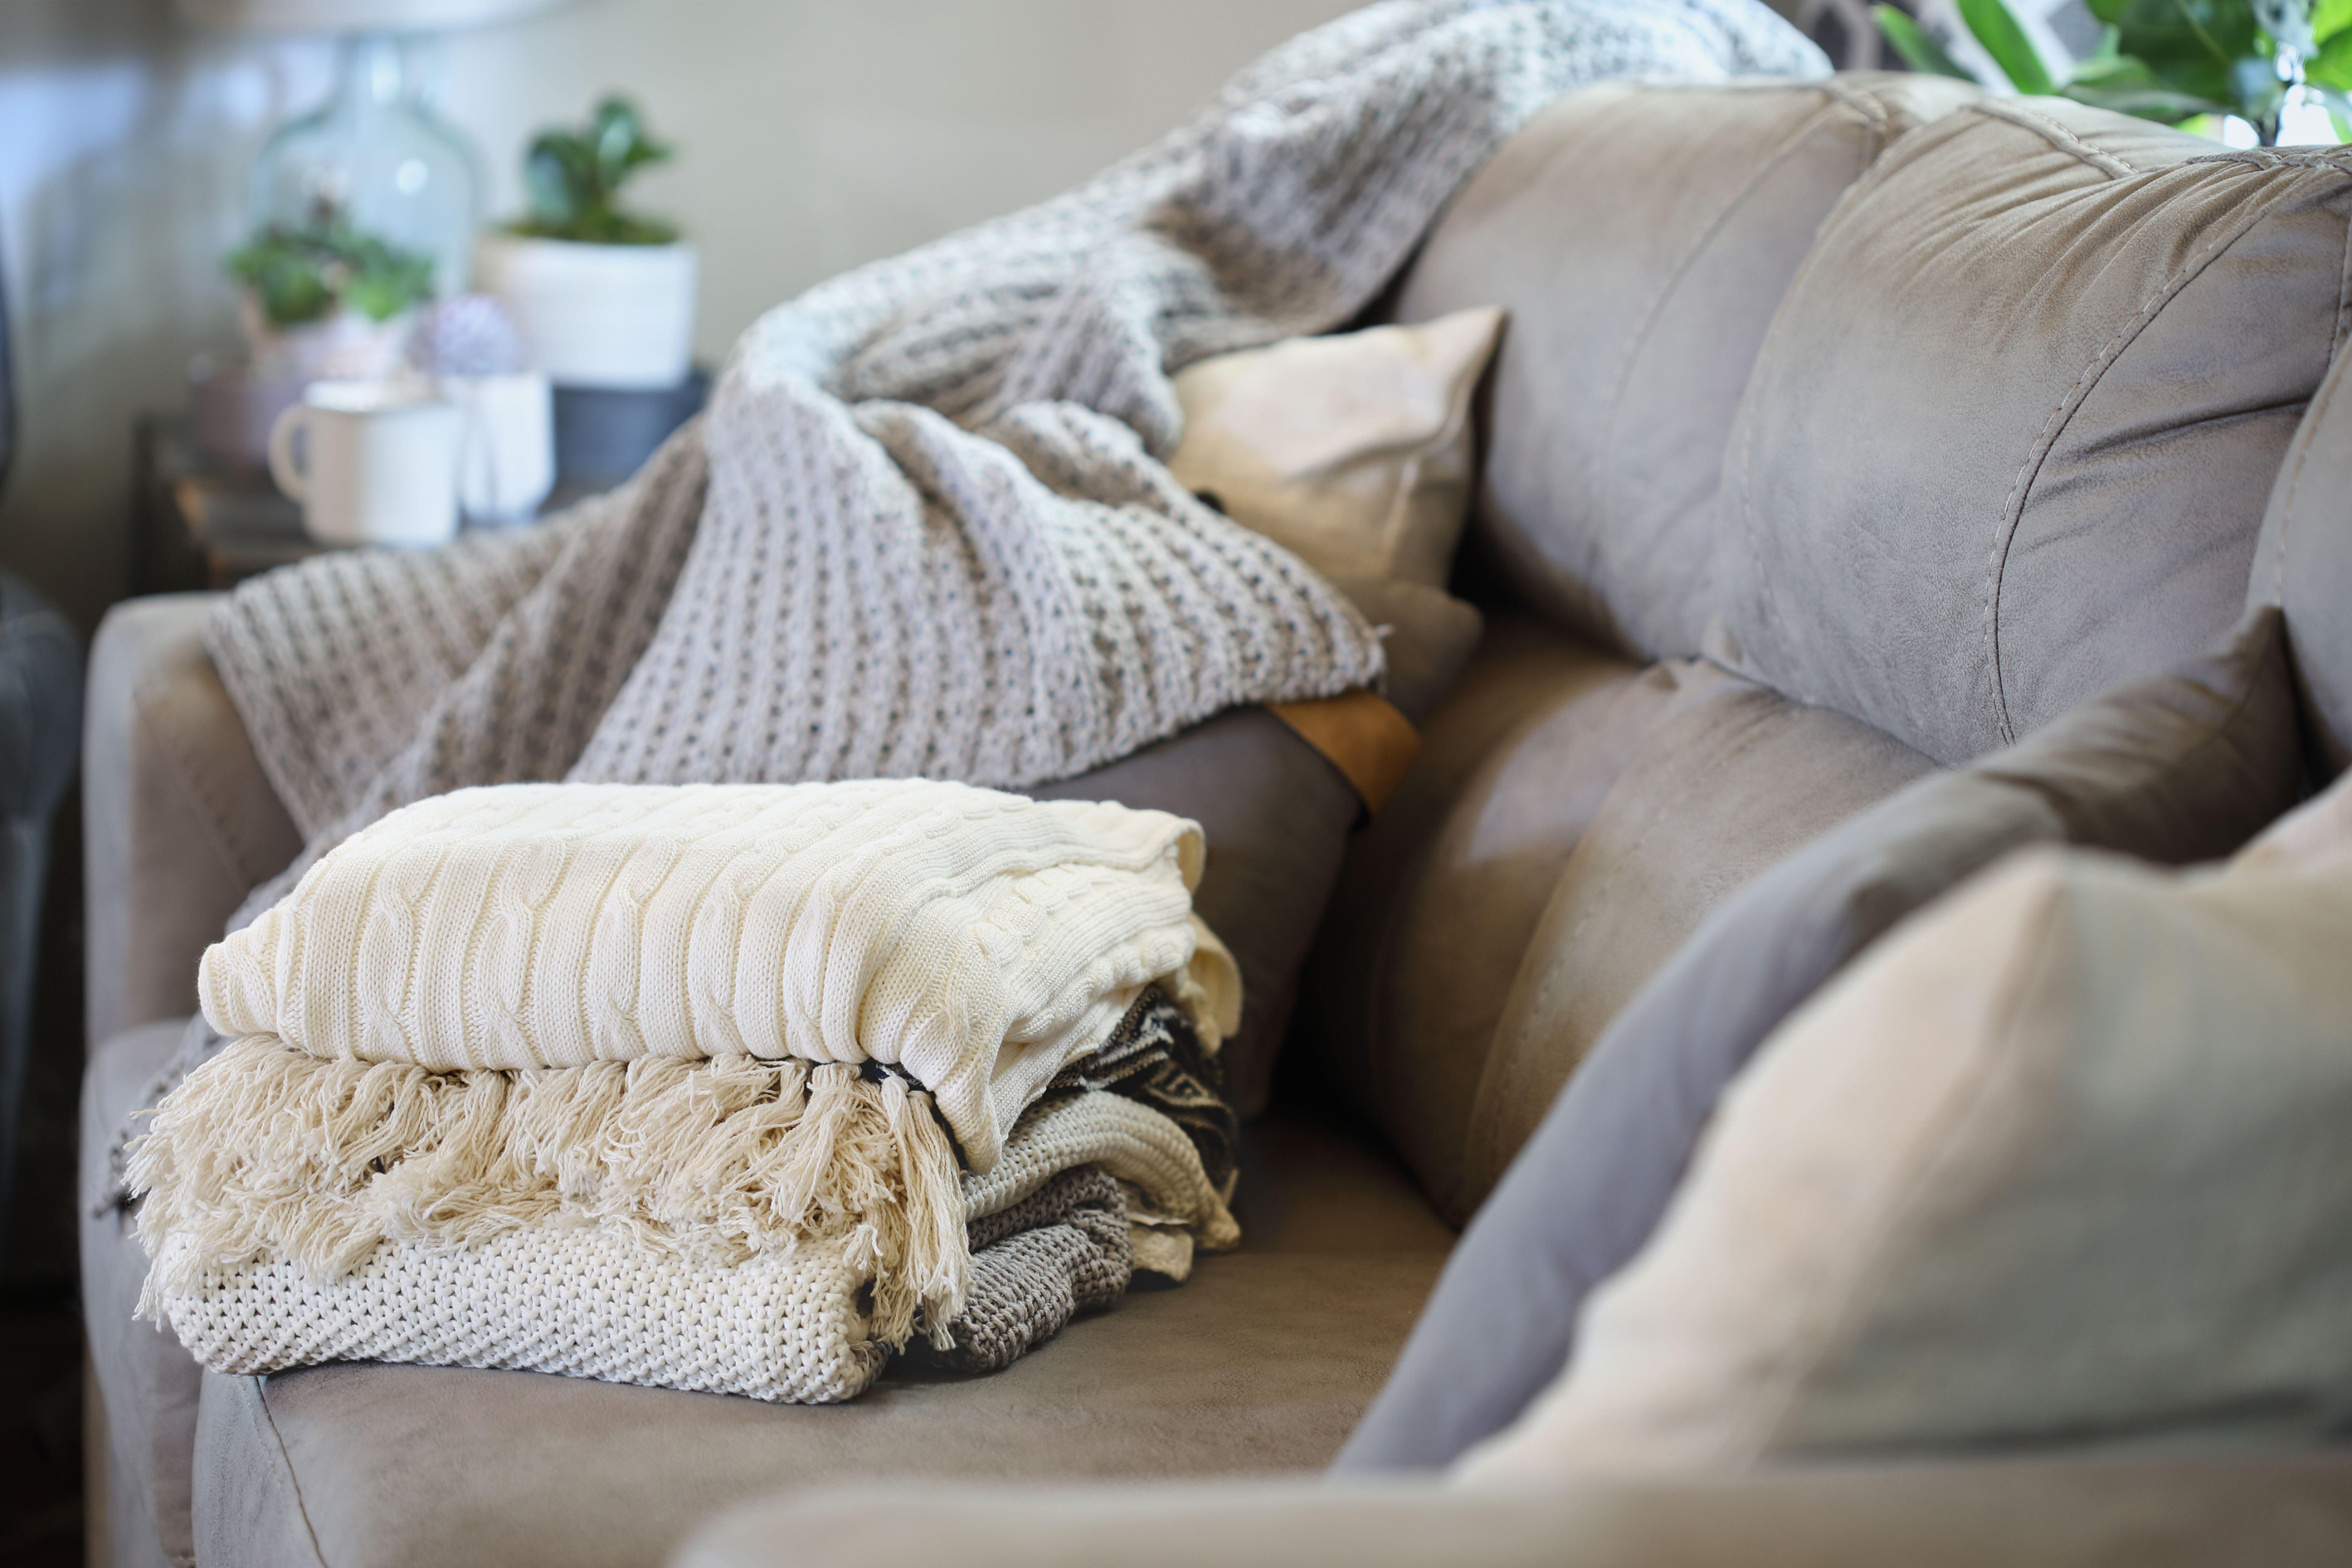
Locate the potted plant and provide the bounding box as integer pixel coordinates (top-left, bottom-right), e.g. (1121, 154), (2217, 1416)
(226, 215), (435, 380)
(192, 213), (435, 466)
(474, 95), (696, 390)
(1874, 0), (2352, 146)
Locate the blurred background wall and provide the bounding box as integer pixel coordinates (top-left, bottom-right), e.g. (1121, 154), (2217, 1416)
(0, 0), (1363, 633)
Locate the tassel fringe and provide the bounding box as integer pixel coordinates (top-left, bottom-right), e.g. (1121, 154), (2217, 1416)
(127, 1037), (969, 1349)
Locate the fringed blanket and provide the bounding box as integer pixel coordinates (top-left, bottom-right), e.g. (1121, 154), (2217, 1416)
(134, 784), (1241, 1400)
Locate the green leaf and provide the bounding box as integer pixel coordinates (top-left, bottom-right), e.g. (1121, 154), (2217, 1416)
(2309, 25), (2352, 82)
(1875, 5), (1983, 78)
(2098, 0), (2262, 109)
(2316, 0), (2352, 41)
(1960, 0), (2058, 91)
(513, 95), (679, 244)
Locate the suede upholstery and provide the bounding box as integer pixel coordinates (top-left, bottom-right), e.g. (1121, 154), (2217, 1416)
(1712, 101), (2352, 766)
(80, 1020), (202, 1568)
(82, 596), (301, 1050)
(2251, 336), (2352, 773)
(1295, 613), (1658, 1216)
(1391, 73), (1979, 659)
(1459, 660), (1935, 1210)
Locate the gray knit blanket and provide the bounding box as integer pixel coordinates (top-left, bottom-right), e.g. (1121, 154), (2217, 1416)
(116, 0), (1822, 1188)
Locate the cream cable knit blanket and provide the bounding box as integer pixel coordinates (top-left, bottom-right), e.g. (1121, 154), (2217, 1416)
(203, 0), (1824, 916)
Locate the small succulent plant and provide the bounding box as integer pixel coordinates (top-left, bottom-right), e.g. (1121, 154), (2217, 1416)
(509, 95), (680, 246)
(226, 217), (436, 329)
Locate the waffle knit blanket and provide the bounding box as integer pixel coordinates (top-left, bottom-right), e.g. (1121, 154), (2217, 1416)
(203, 0), (1824, 922)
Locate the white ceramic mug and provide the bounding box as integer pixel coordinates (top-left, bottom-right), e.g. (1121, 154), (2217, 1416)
(268, 380), (462, 548)
(443, 370), (555, 524)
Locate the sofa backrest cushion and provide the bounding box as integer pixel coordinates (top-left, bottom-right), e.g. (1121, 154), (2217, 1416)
(1337, 607), (2303, 1471)
(1712, 100), (2352, 767)
(1391, 73), (1978, 660)
(2250, 338), (2352, 776)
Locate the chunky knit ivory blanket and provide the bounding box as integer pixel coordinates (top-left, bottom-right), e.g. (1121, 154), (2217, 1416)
(205, 0), (1824, 918)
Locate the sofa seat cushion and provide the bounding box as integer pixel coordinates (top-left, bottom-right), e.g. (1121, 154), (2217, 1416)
(81, 1018), (207, 1568)
(1296, 611), (1661, 1220)
(190, 1112), (1449, 1568)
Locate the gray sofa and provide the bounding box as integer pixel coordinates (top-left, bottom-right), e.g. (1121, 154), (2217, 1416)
(80, 75), (2352, 1566)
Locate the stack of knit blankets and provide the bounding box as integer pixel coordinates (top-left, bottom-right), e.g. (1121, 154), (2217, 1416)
(128, 780), (1244, 1403)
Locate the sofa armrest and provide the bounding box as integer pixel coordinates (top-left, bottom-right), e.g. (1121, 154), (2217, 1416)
(674, 1455), (2352, 1568)
(83, 594), (301, 1048)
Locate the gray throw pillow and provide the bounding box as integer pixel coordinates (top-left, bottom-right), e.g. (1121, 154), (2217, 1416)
(1335, 606), (2303, 1469)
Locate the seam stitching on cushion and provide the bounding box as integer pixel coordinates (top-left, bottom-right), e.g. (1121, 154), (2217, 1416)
(1972, 100), (2138, 178)
(2185, 149), (2352, 172)
(254, 1376), (331, 1568)
(1979, 188), (2290, 747)
(1594, 98), (1856, 630)
(1989, 609), (2281, 850)
(1814, 79), (1895, 133)
(1732, 109), (1946, 686)
(1723, 864), (2066, 1463)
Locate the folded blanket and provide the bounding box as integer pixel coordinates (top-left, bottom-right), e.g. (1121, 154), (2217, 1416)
(133, 787), (1244, 1400)
(148, 1082), (1224, 1403)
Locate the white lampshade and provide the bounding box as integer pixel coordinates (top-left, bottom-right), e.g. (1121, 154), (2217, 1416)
(175, 0), (566, 31)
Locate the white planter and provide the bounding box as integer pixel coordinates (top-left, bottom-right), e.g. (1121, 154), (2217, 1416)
(238, 295), (415, 383)
(475, 232), (698, 390)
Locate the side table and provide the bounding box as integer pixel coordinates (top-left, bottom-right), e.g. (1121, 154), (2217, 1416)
(131, 373), (709, 593)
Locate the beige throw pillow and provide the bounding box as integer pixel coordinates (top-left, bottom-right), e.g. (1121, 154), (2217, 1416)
(1457, 808), (2352, 1483)
(1166, 306), (1503, 587)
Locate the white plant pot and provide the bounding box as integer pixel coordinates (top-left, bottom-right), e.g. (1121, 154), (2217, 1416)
(238, 296), (415, 384)
(475, 232), (698, 390)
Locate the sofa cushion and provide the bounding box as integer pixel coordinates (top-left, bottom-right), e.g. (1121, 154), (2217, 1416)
(1391, 73), (1978, 660)
(1459, 661), (1935, 1210)
(1338, 611), (2304, 1472)
(1293, 613), (1657, 1218)
(1462, 836), (2352, 1479)
(187, 1111), (1449, 1568)
(80, 1019), (207, 1568)
(1712, 100), (2352, 767)
(2250, 329), (2352, 774)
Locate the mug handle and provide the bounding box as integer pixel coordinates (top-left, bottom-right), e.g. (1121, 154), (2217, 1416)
(267, 404), (312, 503)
